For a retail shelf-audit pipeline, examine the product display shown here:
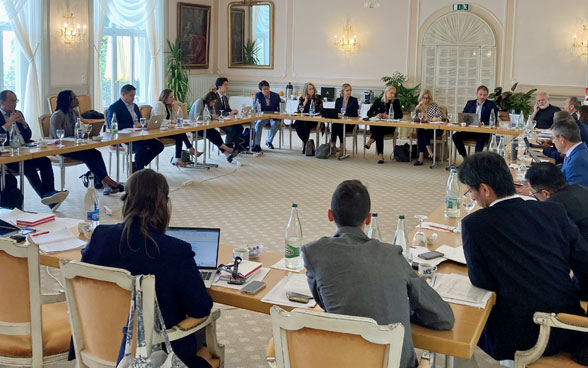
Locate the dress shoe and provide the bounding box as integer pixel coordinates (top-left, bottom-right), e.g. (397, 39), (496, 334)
(266, 142), (275, 149)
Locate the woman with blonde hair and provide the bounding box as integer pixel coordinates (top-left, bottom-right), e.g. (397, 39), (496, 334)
(414, 89), (443, 166)
(294, 82), (323, 154)
(365, 86), (403, 163)
(331, 83), (359, 155)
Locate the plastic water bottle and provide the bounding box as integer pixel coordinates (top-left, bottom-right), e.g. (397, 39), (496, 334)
(393, 215), (412, 263)
(177, 106), (183, 126)
(9, 124), (20, 155)
(388, 103), (395, 121)
(256, 101), (262, 117)
(309, 100), (315, 116)
(518, 111), (525, 130)
(285, 203), (303, 269)
(203, 105), (211, 122)
(111, 113), (119, 136)
(366, 213), (382, 240)
(445, 167), (461, 218)
(84, 174), (99, 230)
(489, 109), (496, 128)
(74, 117), (82, 145)
(488, 134), (498, 152)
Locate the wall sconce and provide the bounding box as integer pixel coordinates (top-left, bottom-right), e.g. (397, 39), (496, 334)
(333, 25), (358, 53)
(59, 12), (87, 44)
(572, 25), (588, 56)
(363, 0), (380, 8)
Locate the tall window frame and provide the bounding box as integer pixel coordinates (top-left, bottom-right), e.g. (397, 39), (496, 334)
(0, 3), (21, 101)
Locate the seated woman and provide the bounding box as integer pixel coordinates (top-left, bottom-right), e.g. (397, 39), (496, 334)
(81, 169), (213, 368)
(49, 90), (123, 195)
(414, 89), (443, 166)
(152, 89), (202, 167)
(294, 82), (323, 154)
(188, 92), (237, 163)
(365, 86), (403, 164)
(331, 83), (359, 155)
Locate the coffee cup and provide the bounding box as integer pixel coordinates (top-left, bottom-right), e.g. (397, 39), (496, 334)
(233, 247), (249, 261)
(418, 263), (437, 280)
(460, 122), (467, 127)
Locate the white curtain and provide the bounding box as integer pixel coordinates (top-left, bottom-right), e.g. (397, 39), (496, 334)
(93, 0), (161, 109)
(2, 0), (42, 138)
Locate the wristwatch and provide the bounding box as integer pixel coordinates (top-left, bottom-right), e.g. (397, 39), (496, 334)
(421, 351), (433, 362)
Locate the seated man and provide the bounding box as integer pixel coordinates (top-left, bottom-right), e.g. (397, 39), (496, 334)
(0, 172), (23, 209)
(552, 117), (588, 186)
(542, 111), (588, 163)
(563, 96), (581, 120)
(107, 84), (164, 172)
(302, 180), (454, 368)
(214, 77), (244, 152)
(452, 85), (498, 159)
(530, 91), (560, 129)
(252, 80), (281, 152)
(526, 162), (588, 243)
(458, 152), (588, 361)
(0, 90), (68, 211)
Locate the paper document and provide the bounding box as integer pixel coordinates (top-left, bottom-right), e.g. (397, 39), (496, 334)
(262, 273), (316, 308)
(30, 227), (86, 254)
(436, 245), (467, 264)
(433, 273), (492, 308)
(271, 257), (305, 272)
(212, 267), (270, 290)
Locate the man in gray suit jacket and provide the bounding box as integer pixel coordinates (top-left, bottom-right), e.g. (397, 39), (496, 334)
(302, 180), (454, 368)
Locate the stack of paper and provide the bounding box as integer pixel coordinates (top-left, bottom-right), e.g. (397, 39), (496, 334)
(212, 267), (270, 290)
(436, 245), (467, 264)
(9, 209), (55, 227)
(218, 260), (262, 282)
(30, 227), (86, 254)
(262, 273), (316, 308)
(433, 273), (492, 308)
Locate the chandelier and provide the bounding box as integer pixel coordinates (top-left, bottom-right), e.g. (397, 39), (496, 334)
(572, 25), (588, 56)
(59, 12), (87, 44)
(333, 25), (358, 53)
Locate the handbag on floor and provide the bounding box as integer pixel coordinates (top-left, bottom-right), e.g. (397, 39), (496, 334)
(315, 141), (331, 159)
(117, 276), (188, 368)
(305, 139), (315, 156)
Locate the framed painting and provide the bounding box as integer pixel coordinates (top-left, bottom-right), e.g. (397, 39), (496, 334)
(178, 3), (211, 69)
(230, 8), (245, 64)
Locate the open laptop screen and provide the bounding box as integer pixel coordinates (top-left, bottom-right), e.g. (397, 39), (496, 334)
(166, 227), (220, 269)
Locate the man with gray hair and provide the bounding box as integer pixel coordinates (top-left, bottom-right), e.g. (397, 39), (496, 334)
(563, 96), (582, 120)
(531, 91), (560, 129)
(543, 111), (588, 163)
(552, 117), (588, 186)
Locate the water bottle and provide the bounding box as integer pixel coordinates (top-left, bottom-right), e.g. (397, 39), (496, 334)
(489, 109), (496, 128)
(203, 105), (211, 122)
(388, 103), (395, 121)
(511, 138), (519, 161)
(177, 106), (183, 126)
(445, 167), (461, 218)
(74, 117), (82, 145)
(285, 203), (303, 269)
(366, 213), (382, 240)
(393, 215), (412, 263)
(9, 124), (20, 155)
(84, 174), (99, 230)
(488, 134), (498, 152)
(518, 111), (525, 130)
(286, 82), (293, 100)
(498, 136), (507, 158)
(309, 100), (315, 116)
(256, 101), (262, 117)
(111, 112), (119, 136)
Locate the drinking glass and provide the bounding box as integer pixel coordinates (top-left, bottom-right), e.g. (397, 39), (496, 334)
(140, 118), (148, 131)
(412, 215), (428, 247)
(416, 110), (423, 122)
(341, 107), (347, 119)
(56, 129), (65, 147)
(83, 124), (93, 142)
(447, 113), (453, 124)
(462, 189), (475, 215)
(410, 111), (416, 122)
(298, 105), (304, 114)
(0, 133), (7, 152)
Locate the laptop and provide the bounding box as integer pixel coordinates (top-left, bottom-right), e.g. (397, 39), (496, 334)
(523, 137), (542, 163)
(458, 113), (480, 127)
(321, 108), (339, 119)
(88, 121), (105, 136)
(166, 227), (220, 288)
(321, 87), (335, 101)
(146, 114), (165, 130)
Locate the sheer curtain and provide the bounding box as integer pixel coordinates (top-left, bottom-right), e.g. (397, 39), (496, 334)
(2, 0), (42, 138)
(93, 0), (162, 109)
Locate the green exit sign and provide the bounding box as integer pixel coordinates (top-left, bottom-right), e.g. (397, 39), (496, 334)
(453, 4), (470, 11)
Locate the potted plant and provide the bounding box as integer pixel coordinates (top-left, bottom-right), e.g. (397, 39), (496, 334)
(166, 39), (190, 104)
(489, 83), (536, 121)
(243, 40), (260, 65)
(379, 72), (420, 112)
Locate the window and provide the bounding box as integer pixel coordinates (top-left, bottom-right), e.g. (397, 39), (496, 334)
(99, 15), (148, 109)
(0, 2), (20, 99)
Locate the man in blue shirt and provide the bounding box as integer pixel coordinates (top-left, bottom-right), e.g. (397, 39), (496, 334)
(252, 80), (281, 152)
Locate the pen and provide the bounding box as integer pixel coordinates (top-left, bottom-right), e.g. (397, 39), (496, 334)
(32, 231), (49, 237)
(427, 224), (455, 233)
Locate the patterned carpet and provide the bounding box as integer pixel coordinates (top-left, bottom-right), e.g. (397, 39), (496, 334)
(11, 129), (499, 368)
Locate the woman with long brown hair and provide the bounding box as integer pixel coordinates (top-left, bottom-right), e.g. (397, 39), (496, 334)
(294, 82), (323, 154)
(81, 169), (213, 367)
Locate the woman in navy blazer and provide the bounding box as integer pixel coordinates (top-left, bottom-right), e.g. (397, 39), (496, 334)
(81, 169), (213, 368)
(331, 83), (359, 155)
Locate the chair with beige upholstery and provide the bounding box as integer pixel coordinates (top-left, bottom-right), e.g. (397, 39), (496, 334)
(0, 238), (70, 367)
(140, 104), (173, 171)
(49, 94), (92, 115)
(267, 305), (404, 368)
(514, 312), (588, 368)
(38, 114), (84, 190)
(60, 260), (225, 368)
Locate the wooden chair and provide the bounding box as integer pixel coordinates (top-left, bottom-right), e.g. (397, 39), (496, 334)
(77, 95), (92, 115)
(38, 114), (84, 190)
(0, 238), (70, 367)
(48, 96), (57, 113)
(514, 312), (588, 368)
(60, 260), (225, 368)
(267, 305), (404, 368)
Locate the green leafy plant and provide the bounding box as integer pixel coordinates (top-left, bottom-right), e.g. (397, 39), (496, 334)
(166, 39), (190, 104)
(379, 72), (420, 111)
(489, 83), (537, 118)
(243, 40), (260, 65)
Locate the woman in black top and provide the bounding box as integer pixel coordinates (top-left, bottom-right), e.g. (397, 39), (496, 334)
(365, 86), (403, 163)
(332, 83), (359, 155)
(294, 82), (323, 154)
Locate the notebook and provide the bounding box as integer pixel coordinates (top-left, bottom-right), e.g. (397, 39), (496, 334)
(166, 227), (220, 288)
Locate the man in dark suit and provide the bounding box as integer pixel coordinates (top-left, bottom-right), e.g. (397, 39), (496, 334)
(563, 96), (581, 120)
(526, 162), (588, 243)
(214, 77), (244, 152)
(303, 180), (454, 368)
(252, 80), (282, 151)
(106, 84), (163, 171)
(0, 90), (68, 211)
(541, 111), (588, 164)
(452, 85), (499, 159)
(552, 117), (588, 186)
(458, 152), (588, 361)
(530, 92), (561, 129)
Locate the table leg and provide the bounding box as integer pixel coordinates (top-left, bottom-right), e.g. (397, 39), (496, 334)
(447, 131), (455, 170)
(430, 129), (437, 168)
(1, 165), (5, 191)
(203, 129), (208, 164)
(339, 121), (349, 160)
(19, 161), (24, 196)
(446, 355), (455, 368)
(115, 144), (120, 182)
(128, 141), (133, 177)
